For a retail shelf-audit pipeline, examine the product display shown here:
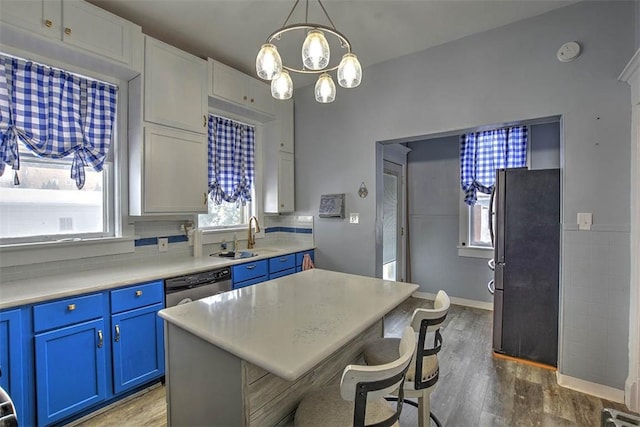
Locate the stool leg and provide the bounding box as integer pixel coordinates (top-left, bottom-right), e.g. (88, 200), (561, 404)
(418, 395), (429, 427)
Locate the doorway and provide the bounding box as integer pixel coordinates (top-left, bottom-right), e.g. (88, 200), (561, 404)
(382, 160), (405, 281)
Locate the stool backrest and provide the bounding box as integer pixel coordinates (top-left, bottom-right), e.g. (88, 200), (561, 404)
(340, 326), (416, 427)
(410, 290), (450, 390)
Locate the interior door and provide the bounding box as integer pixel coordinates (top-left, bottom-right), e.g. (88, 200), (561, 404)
(382, 160), (405, 281)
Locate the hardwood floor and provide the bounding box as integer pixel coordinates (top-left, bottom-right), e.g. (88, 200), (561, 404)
(71, 297), (633, 427)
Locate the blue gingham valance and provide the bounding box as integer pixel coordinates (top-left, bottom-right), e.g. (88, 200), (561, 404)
(460, 126), (527, 205)
(207, 115), (255, 205)
(0, 55), (117, 189)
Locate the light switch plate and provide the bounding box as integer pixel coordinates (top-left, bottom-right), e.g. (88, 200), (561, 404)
(577, 213), (592, 231)
(158, 237), (169, 252)
(349, 213), (360, 224)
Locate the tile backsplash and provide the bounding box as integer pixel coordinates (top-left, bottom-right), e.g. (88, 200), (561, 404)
(0, 217), (314, 283)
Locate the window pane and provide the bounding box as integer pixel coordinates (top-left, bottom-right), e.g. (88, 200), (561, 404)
(469, 192), (492, 247)
(0, 159), (104, 239)
(198, 200), (250, 228)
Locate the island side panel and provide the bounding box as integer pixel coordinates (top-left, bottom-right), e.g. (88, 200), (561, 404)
(244, 320), (383, 426)
(165, 323), (245, 426)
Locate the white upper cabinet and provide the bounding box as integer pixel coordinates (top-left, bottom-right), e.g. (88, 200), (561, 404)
(277, 100), (294, 153)
(144, 37), (207, 134)
(0, 0), (141, 69)
(208, 58), (275, 119)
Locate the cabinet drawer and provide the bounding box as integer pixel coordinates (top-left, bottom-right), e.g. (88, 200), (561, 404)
(34, 294), (104, 333)
(269, 254), (295, 274)
(233, 276), (266, 290)
(111, 281), (164, 314)
(296, 250), (315, 267)
(232, 260), (268, 284)
(269, 267), (296, 280)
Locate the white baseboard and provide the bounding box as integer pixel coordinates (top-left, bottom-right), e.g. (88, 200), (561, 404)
(557, 372), (625, 403)
(413, 291), (493, 311)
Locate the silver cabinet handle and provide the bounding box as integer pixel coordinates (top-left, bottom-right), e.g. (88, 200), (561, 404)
(279, 257), (288, 262)
(487, 280), (495, 295)
(246, 265), (256, 270)
(114, 325), (120, 342)
(97, 330), (104, 348)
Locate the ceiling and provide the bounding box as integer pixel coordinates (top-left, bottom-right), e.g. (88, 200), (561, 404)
(89, 0), (576, 84)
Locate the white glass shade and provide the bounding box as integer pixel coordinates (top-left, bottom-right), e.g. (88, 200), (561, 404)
(256, 43), (282, 80)
(314, 73), (336, 103)
(271, 70), (293, 100)
(337, 53), (362, 88)
(302, 30), (330, 70)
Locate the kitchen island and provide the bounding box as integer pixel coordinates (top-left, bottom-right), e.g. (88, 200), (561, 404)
(158, 268), (418, 426)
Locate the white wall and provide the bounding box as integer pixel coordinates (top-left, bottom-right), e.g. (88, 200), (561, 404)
(294, 1), (634, 390)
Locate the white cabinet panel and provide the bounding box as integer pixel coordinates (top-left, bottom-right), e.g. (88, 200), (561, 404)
(277, 152), (295, 212)
(0, 0), (139, 68)
(142, 126), (208, 214)
(208, 58), (274, 118)
(145, 37), (207, 134)
(277, 100), (294, 153)
(62, 0), (131, 64)
(0, 0), (61, 38)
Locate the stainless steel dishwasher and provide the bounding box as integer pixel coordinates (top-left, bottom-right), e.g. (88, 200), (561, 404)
(164, 267), (232, 307)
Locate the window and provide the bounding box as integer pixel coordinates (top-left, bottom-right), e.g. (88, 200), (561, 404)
(199, 114), (256, 231)
(198, 199), (252, 229)
(0, 148), (111, 243)
(469, 192), (492, 248)
(0, 54), (117, 244)
(458, 125), (527, 258)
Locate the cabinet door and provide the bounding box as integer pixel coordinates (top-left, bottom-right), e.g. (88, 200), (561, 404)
(0, 0), (61, 38)
(145, 37), (207, 134)
(278, 151), (295, 212)
(111, 303), (164, 395)
(277, 100), (294, 153)
(0, 309), (24, 423)
(143, 126), (208, 214)
(35, 318), (107, 425)
(248, 77), (274, 116)
(62, 0), (132, 64)
(210, 59), (249, 107)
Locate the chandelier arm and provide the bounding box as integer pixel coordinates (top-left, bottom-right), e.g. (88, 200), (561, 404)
(282, 64), (340, 75)
(281, 0), (301, 28)
(266, 23), (352, 51)
(317, 0), (337, 30)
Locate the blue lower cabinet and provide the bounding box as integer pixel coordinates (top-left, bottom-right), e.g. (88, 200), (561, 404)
(232, 260), (268, 289)
(35, 318), (107, 425)
(269, 267), (296, 279)
(296, 250), (315, 271)
(111, 302), (164, 394)
(0, 309), (25, 425)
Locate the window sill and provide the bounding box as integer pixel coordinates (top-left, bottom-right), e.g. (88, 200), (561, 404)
(457, 245), (493, 259)
(0, 237), (135, 267)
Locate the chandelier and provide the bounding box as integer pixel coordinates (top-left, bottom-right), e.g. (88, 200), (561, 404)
(255, 0), (362, 103)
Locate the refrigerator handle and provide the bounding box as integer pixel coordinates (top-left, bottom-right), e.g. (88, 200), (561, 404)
(489, 186), (496, 247)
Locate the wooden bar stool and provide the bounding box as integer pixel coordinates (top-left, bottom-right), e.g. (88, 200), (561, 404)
(294, 326), (417, 427)
(363, 290), (450, 427)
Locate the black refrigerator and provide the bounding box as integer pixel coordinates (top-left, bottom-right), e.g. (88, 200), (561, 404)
(491, 168), (560, 366)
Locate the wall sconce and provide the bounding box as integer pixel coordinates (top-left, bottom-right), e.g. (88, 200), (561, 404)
(358, 182), (368, 198)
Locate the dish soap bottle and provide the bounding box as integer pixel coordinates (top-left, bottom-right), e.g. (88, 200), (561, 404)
(233, 233), (238, 253)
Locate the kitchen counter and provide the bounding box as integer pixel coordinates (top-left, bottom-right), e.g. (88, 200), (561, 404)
(0, 242), (314, 309)
(159, 269), (417, 426)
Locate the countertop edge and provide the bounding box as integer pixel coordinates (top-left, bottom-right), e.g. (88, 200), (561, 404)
(159, 280), (418, 381)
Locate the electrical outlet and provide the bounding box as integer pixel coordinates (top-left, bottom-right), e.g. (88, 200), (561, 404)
(577, 213), (592, 231)
(349, 213), (360, 224)
(158, 237), (169, 252)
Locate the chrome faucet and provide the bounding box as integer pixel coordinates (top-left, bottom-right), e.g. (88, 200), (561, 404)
(247, 216), (260, 249)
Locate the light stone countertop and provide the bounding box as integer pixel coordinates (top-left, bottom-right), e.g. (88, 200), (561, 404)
(158, 269), (419, 381)
(0, 243), (314, 309)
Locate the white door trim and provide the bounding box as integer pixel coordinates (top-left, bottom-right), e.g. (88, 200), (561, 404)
(619, 48), (640, 412)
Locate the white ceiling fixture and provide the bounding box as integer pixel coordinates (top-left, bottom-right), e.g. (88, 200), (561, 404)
(255, 0), (362, 103)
